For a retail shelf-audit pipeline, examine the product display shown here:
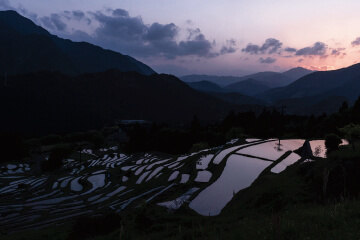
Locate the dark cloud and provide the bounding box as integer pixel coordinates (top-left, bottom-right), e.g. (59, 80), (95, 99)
(178, 33), (213, 57)
(242, 38), (282, 55)
(0, 0), (11, 10)
(259, 57), (277, 64)
(63, 10), (91, 25)
(72, 10), (85, 20)
(351, 37), (360, 46)
(87, 9), (236, 59)
(298, 59), (304, 62)
(40, 16), (54, 29)
(284, 47), (297, 52)
(331, 48), (346, 58)
(145, 22), (179, 41)
(241, 43), (260, 55)
(51, 14), (67, 31)
(220, 39), (237, 54)
(261, 38), (282, 54)
(295, 42), (327, 56)
(112, 9), (129, 17)
(93, 9), (146, 41)
(40, 14), (67, 31)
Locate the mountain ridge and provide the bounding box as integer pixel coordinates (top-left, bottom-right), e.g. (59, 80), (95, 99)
(0, 10), (155, 76)
(181, 67), (313, 89)
(259, 63), (360, 102)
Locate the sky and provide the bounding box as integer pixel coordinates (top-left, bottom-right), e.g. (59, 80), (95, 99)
(1, 0), (360, 76)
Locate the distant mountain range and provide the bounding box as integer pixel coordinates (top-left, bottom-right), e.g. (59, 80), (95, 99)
(259, 63), (360, 102)
(252, 64), (360, 115)
(181, 67), (313, 86)
(224, 78), (270, 96)
(0, 10), (155, 76)
(181, 67), (313, 96)
(184, 64), (360, 116)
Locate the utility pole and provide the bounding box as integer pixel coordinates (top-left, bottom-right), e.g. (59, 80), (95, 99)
(278, 105), (288, 146)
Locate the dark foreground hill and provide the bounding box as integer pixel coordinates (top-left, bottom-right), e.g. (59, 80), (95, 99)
(0, 10), (155, 76)
(0, 70), (244, 136)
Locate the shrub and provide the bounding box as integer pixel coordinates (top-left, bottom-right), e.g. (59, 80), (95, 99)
(325, 134), (342, 151)
(41, 144), (73, 171)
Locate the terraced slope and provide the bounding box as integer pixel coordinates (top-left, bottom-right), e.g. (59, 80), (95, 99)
(0, 139), (337, 234)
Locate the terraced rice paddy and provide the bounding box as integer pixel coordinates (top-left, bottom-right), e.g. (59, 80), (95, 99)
(0, 139), (339, 234)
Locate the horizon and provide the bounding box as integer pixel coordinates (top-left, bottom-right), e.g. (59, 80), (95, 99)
(1, 1), (360, 76)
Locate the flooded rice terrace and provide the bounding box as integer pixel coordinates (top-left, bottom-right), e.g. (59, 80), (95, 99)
(0, 138), (348, 233)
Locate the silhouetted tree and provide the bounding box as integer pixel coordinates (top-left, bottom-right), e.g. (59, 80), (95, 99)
(325, 134), (342, 152)
(352, 96), (360, 123)
(339, 101), (349, 114)
(340, 124), (360, 150)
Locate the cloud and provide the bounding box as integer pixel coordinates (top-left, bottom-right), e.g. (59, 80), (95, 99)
(63, 10), (91, 25)
(50, 14), (67, 31)
(40, 14), (67, 31)
(351, 37), (360, 46)
(145, 22), (179, 41)
(330, 48), (346, 58)
(295, 42), (328, 56)
(242, 38), (282, 55)
(72, 10), (85, 20)
(220, 39), (237, 54)
(92, 9), (146, 41)
(112, 8), (129, 17)
(87, 8), (236, 59)
(298, 59), (304, 63)
(1, 5), (235, 60)
(0, 0), (11, 10)
(259, 57), (277, 64)
(284, 47), (297, 52)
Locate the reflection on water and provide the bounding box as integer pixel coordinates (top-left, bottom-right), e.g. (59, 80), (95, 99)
(238, 139), (304, 161)
(189, 155), (271, 216)
(310, 139), (348, 158)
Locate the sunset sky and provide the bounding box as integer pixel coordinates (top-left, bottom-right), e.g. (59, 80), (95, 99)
(1, 0), (360, 76)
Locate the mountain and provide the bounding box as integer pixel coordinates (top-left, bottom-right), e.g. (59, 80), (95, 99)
(259, 63), (360, 103)
(185, 80), (267, 106)
(282, 67), (314, 80)
(0, 70), (243, 135)
(234, 72), (294, 88)
(0, 10), (155, 75)
(180, 75), (242, 87)
(186, 80), (226, 93)
(181, 67), (313, 95)
(208, 92), (266, 106)
(224, 78), (270, 96)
